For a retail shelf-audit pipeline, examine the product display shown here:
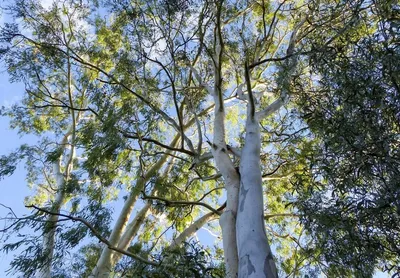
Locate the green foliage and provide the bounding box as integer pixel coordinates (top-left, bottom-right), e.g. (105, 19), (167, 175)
(71, 244), (102, 277)
(0, 145), (33, 179)
(117, 241), (225, 278)
(1, 0), (399, 277)
(293, 3), (400, 276)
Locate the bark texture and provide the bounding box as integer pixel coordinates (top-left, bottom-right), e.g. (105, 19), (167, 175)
(236, 120), (277, 278)
(212, 95), (240, 278)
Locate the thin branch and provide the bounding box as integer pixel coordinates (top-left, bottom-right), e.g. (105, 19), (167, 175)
(264, 213), (301, 220)
(262, 160), (288, 177)
(142, 194), (222, 215)
(122, 131), (195, 156)
(9, 33), (180, 134)
(244, 59), (256, 120)
(249, 51), (310, 69)
(0, 203), (17, 218)
(144, 55), (190, 152)
(187, 63), (213, 94)
(196, 187), (225, 203)
(255, 16), (308, 122)
(26, 205), (159, 266)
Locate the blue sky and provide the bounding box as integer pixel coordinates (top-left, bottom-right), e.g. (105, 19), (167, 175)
(0, 1), (393, 277)
(0, 62), (392, 278)
(0, 71), (32, 275)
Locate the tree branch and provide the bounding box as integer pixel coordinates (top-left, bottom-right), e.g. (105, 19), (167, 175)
(121, 131), (195, 156)
(142, 194), (222, 215)
(26, 205), (160, 266)
(244, 59), (256, 120)
(264, 213), (300, 220)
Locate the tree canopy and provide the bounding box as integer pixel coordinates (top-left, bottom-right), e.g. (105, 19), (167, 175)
(0, 0), (398, 277)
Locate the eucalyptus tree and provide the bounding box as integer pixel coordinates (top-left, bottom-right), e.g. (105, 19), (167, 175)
(0, 2), (111, 276)
(292, 2), (400, 276)
(0, 1), (232, 276)
(0, 0), (398, 277)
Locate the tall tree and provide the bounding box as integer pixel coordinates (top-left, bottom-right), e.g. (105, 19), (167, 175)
(293, 1), (400, 275)
(0, 0), (398, 277)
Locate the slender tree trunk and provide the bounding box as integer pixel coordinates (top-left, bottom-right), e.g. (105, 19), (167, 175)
(36, 128), (75, 278)
(90, 136), (179, 277)
(211, 91), (240, 277)
(110, 202), (151, 266)
(211, 95), (240, 278)
(36, 51), (78, 278)
(35, 162), (66, 278)
(89, 191), (140, 277)
(170, 211), (218, 249)
(219, 177), (240, 278)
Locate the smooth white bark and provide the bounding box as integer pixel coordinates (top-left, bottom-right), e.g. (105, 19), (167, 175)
(234, 18), (306, 277)
(36, 129), (75, 278)
(236, 120), (277, 278)
(219, 207), (239, 278)
(255, 98), (285, 121)
(110, 202), (151, 266)
(35, 162), (65, 278)
(90, 174), (157, 277)
(211, 89), (240, 278)
(208, 13), (240, 275)
(211, 86), (240, 278)
(170, 212), (218, 249)
(107, 157), (176, 270)
(90, 136), (179, 278)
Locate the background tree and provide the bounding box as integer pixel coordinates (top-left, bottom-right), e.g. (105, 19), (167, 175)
(292, 1), (400, 276)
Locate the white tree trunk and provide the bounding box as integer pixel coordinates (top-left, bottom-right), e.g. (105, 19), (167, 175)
(170, 211), (218, 249)
(212, 96), (240, 278)
(35, 162), (65, 278)
(36, 131), (75, 278)
(110, 202), (151, 266)
(236, 120), (277, 278)
(90, 137), (179, 277)
(89, 190), (140, 278)
(100, 156), (177, 273)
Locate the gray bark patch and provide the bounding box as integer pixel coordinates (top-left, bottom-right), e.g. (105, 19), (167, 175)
(239, 254), (255, 276)
(239, 182), (249, 212)
(263, 253), (277, 278)
(261, 214), (266, 234)
(247, 255), (255, 275)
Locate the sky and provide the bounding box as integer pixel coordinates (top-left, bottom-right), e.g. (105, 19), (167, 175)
(0, 50), (391, 278)
(0, 69), (34, 275)
(0, 1), (394, 277)
(0, 66), (217, 276)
